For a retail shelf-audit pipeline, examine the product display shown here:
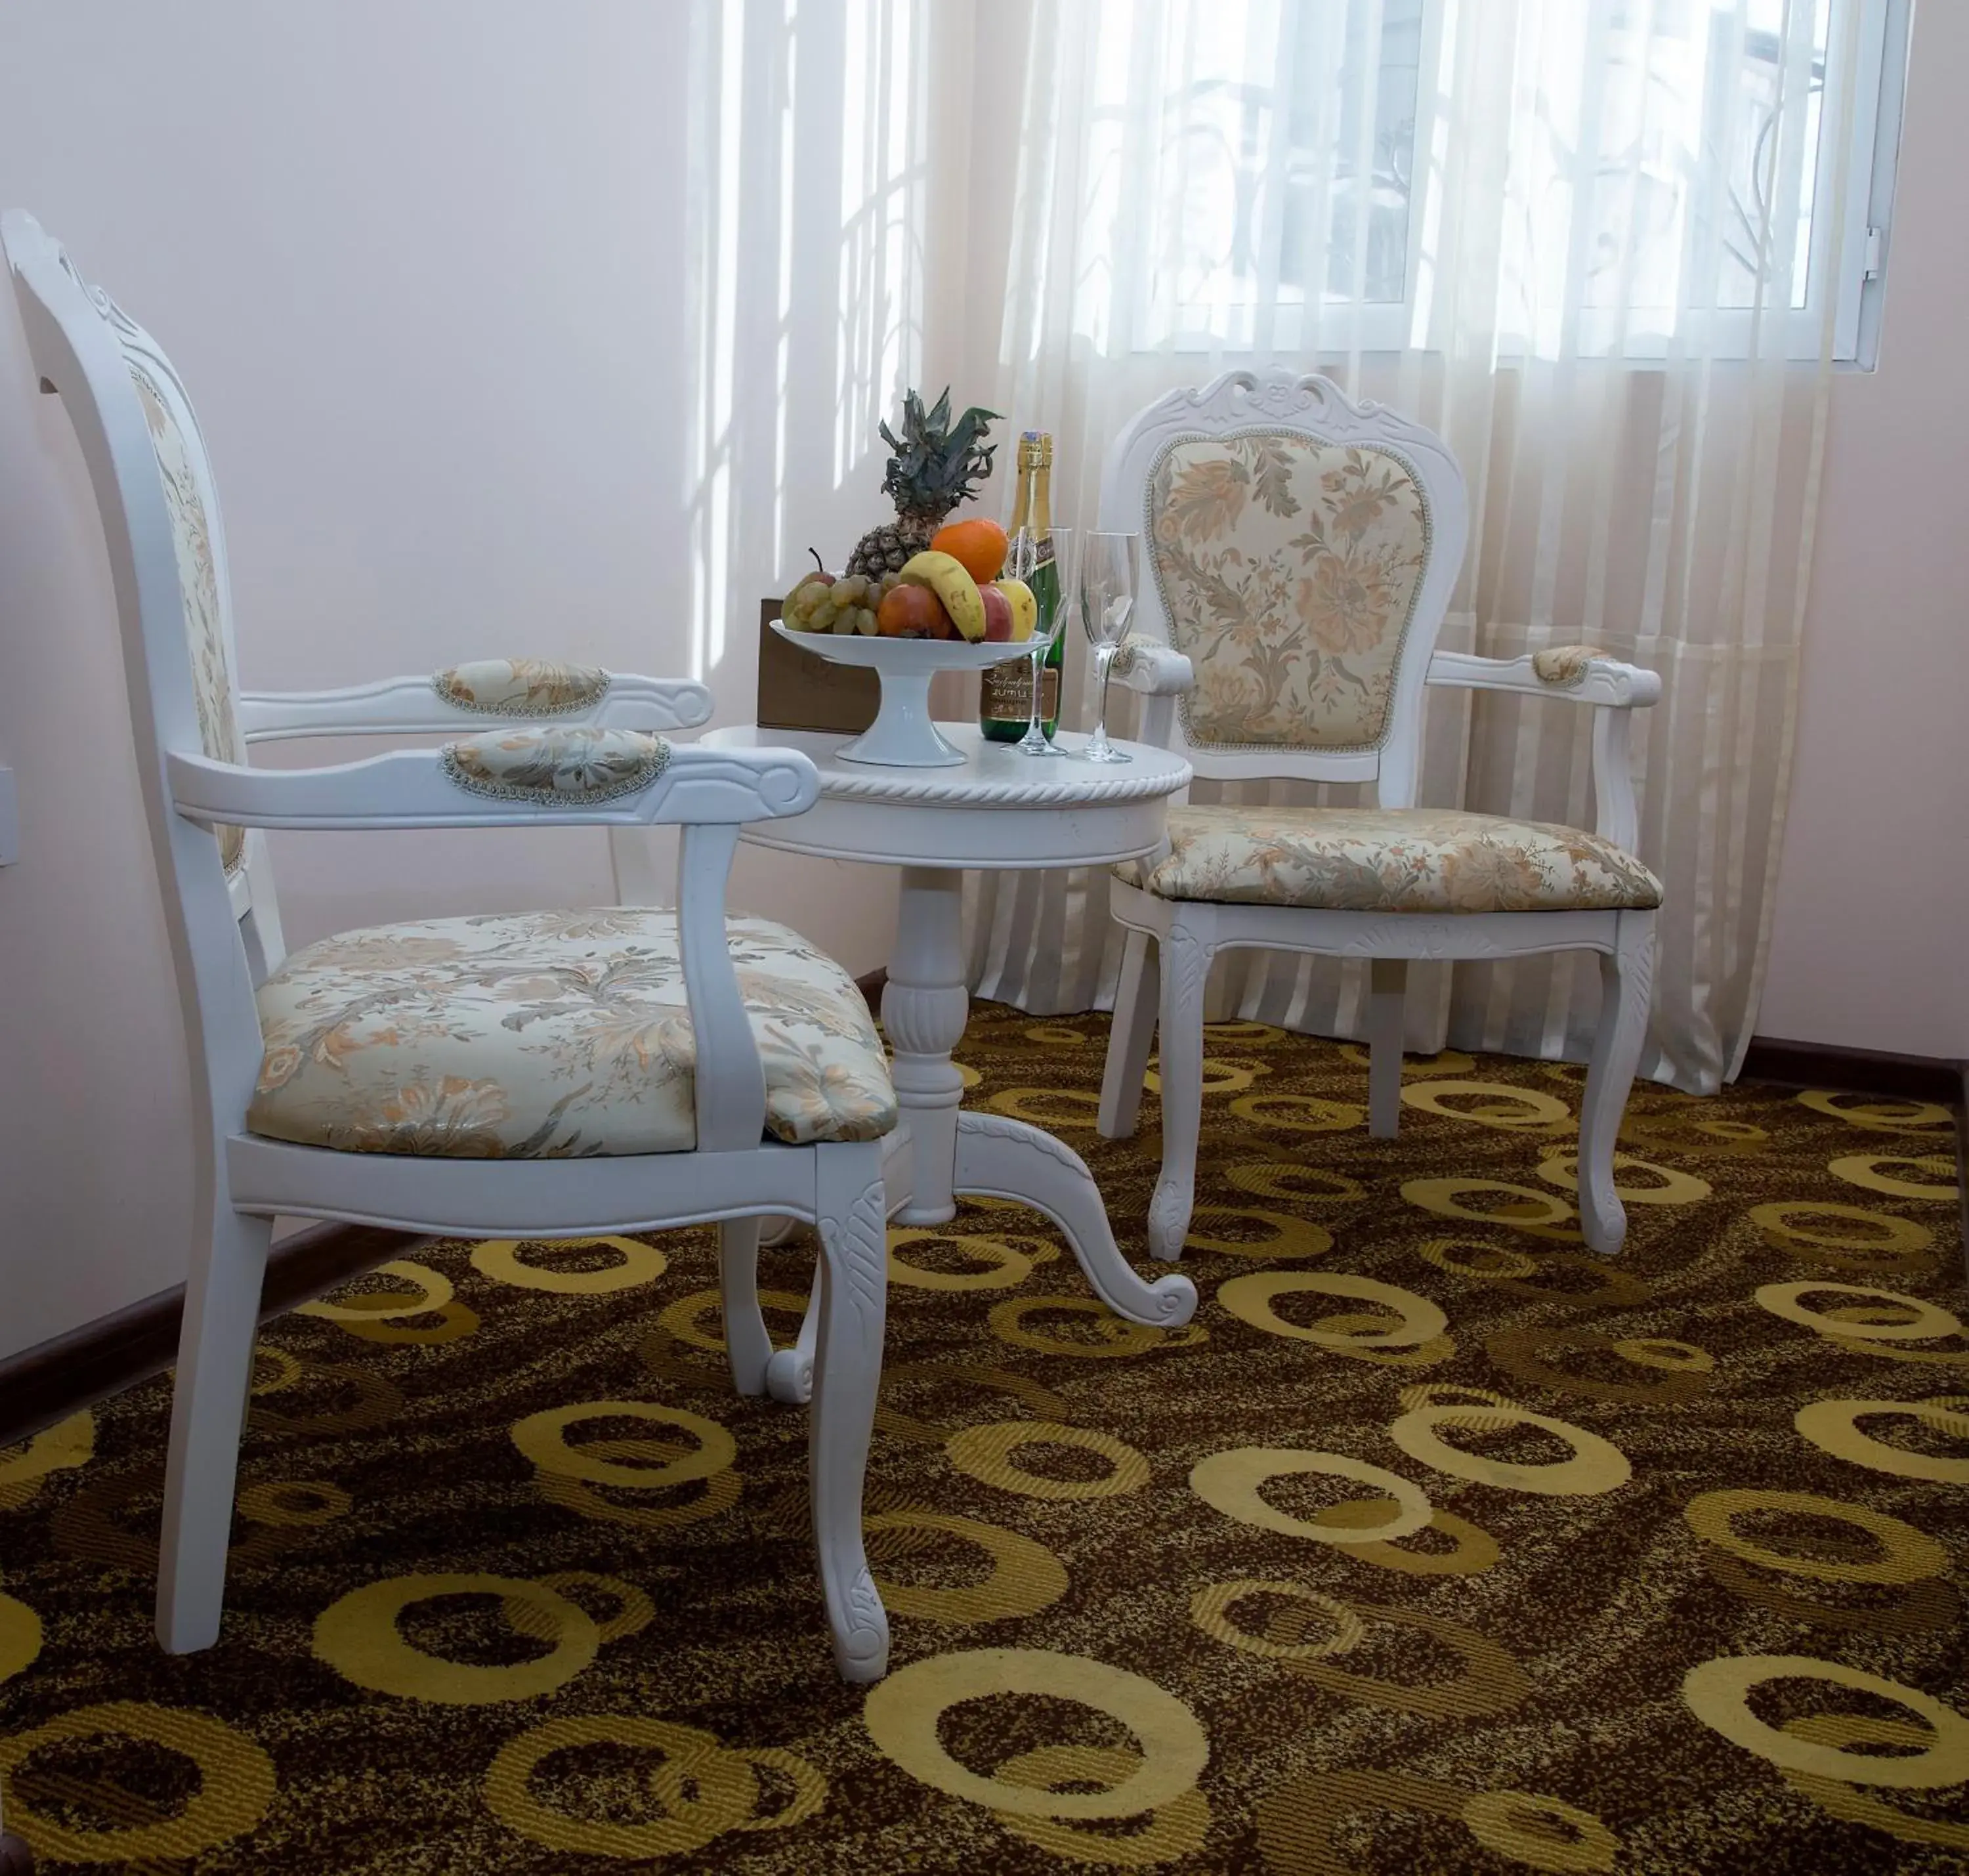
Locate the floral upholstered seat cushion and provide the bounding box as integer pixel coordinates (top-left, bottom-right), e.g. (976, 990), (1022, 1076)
(1113, 806), (1662, 914)
(249, 910), (896, 1157)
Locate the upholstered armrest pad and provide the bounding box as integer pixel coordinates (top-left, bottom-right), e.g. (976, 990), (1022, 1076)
(167, 738), (818, 830)
(1427, 648), (1661, 708)
(439, 725), (670, 804)
(431, 657), (611, 715)
(1111, 641), (1195, 696)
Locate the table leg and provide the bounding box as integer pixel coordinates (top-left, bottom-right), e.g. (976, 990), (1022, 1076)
(954, 1114), (1196, 1327)
(882, 868), (971, 1226)
(753, 864), (1197, 1403)
(887, 865), (1197, 1329)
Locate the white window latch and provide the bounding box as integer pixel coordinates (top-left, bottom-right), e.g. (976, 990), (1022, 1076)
(1863, 226), (1886, 280)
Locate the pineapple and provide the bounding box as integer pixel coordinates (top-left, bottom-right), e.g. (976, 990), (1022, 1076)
(846, 387), (1001, 578)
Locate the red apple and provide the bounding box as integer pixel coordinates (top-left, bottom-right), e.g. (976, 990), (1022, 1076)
(877, 584), (946, 639)
(977, 583), (1014, 643)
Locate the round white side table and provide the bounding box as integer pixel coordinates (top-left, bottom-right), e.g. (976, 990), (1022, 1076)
(702, 722), (1198, 1396)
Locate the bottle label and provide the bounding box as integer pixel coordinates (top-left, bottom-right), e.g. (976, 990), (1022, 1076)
(981, 662), (1059, 723)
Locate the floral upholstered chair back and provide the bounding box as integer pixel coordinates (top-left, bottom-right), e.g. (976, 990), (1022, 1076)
(1111, 372), (1469, 804)
(5, 209), (279, 1116)
(121, 337), (250, 877)
(5, 216), (255, 889)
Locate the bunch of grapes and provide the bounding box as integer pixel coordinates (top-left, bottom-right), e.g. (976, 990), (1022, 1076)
(784, 570), (903, 635)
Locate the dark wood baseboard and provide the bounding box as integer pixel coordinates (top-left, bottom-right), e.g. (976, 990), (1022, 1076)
(0, 1222), (419, 1453)
(1737, 1036), (1966, 1106)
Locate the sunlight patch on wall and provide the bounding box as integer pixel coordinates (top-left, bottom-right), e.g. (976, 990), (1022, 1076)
(681, 0), (929, 689)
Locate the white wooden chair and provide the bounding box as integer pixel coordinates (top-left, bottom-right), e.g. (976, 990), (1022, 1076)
(3, 211), (895, 1682)
(1096, 370), (1662, 1262)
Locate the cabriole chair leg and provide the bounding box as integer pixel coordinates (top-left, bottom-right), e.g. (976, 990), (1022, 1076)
(717, 1218), (772, 1395)
(1366, 956), (1407, 1138)
(1146, 918), (1214, 1262)
(807, 1141), (889, 1682)
(1098, 929), (1158, 1140)
(1576, 914), (1657, 1256)
(156, 1206), (274, 1653)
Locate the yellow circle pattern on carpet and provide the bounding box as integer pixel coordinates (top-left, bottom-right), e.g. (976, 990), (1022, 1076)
(863, 1648), (1210, 1821)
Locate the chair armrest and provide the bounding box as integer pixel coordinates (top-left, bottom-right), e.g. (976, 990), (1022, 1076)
(1110, 640), (1194, 751)
(1112, 641), (1195, 696)
(1426, 648), (1662, 708)
(236, 662), (715, 743)
(169, 728), (818, 832)
(1428, 649), (1657, 853)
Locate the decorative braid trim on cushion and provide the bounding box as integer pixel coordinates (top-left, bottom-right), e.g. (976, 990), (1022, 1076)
(439, 726), (671, 805)
(1531, 645), (1612, 688)
(433, 658), (613, 716)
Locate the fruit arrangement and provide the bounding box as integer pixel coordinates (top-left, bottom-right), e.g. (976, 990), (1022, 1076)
(783, 526), (1036, 644)
(781, 389), (1038, 644)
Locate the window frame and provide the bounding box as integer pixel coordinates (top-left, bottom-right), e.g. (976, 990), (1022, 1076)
(1138, 0), (1910, 368)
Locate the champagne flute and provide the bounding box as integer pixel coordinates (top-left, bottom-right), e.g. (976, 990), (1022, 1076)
(1009, 526), (1071, 758)
(1078, 530), (1138, 763)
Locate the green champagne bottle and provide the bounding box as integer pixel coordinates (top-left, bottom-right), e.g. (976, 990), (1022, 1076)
(980, 430), (1063, 740)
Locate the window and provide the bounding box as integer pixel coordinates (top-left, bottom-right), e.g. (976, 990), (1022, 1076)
(1118, 0), (1908, 364)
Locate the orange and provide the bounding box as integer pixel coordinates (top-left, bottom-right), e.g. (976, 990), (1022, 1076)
(930, 517), (1007, 584)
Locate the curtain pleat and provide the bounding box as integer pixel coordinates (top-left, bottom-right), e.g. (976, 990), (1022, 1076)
(956, 0), (1857, 1096)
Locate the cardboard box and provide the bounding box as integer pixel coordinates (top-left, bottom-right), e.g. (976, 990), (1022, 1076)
(757, 600), (879, 735)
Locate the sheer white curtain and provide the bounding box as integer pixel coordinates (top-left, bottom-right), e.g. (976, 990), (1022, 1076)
(952, 0), (1867, 1094)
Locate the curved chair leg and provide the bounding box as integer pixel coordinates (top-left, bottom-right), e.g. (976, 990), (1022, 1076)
(1577, 914), (1657, 1256)
(808, 1141), (890, 1682)
(766, 1266), (822, 1405)
(1147, 911), (1216, 1263)
(157, 1206), (274, 1653)
(1366, 956), (1407, 1138)
(717, 1218), (773, 1395)
(0, 1831), (33, 1874)
(1099, 929), (1158, 1140)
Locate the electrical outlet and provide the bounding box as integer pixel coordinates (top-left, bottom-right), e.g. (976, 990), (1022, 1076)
(0, 766), (16, 865)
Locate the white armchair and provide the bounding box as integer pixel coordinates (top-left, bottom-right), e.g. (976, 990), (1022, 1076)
(4, 211), (894, 1681)
(1095, 371), (1661, 1264)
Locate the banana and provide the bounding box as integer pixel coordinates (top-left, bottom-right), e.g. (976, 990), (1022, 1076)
(899, 549), (986, 643)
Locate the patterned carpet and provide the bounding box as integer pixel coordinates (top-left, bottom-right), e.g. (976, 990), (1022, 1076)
(1, 1004), (1966, 1874)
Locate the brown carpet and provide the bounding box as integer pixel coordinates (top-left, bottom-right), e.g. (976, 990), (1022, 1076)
(1, 1005), (1965, 1873)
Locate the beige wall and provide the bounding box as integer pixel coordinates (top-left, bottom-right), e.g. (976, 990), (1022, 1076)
(0, 0), (910, 1359)
(1759, 0), (1969, 1061)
